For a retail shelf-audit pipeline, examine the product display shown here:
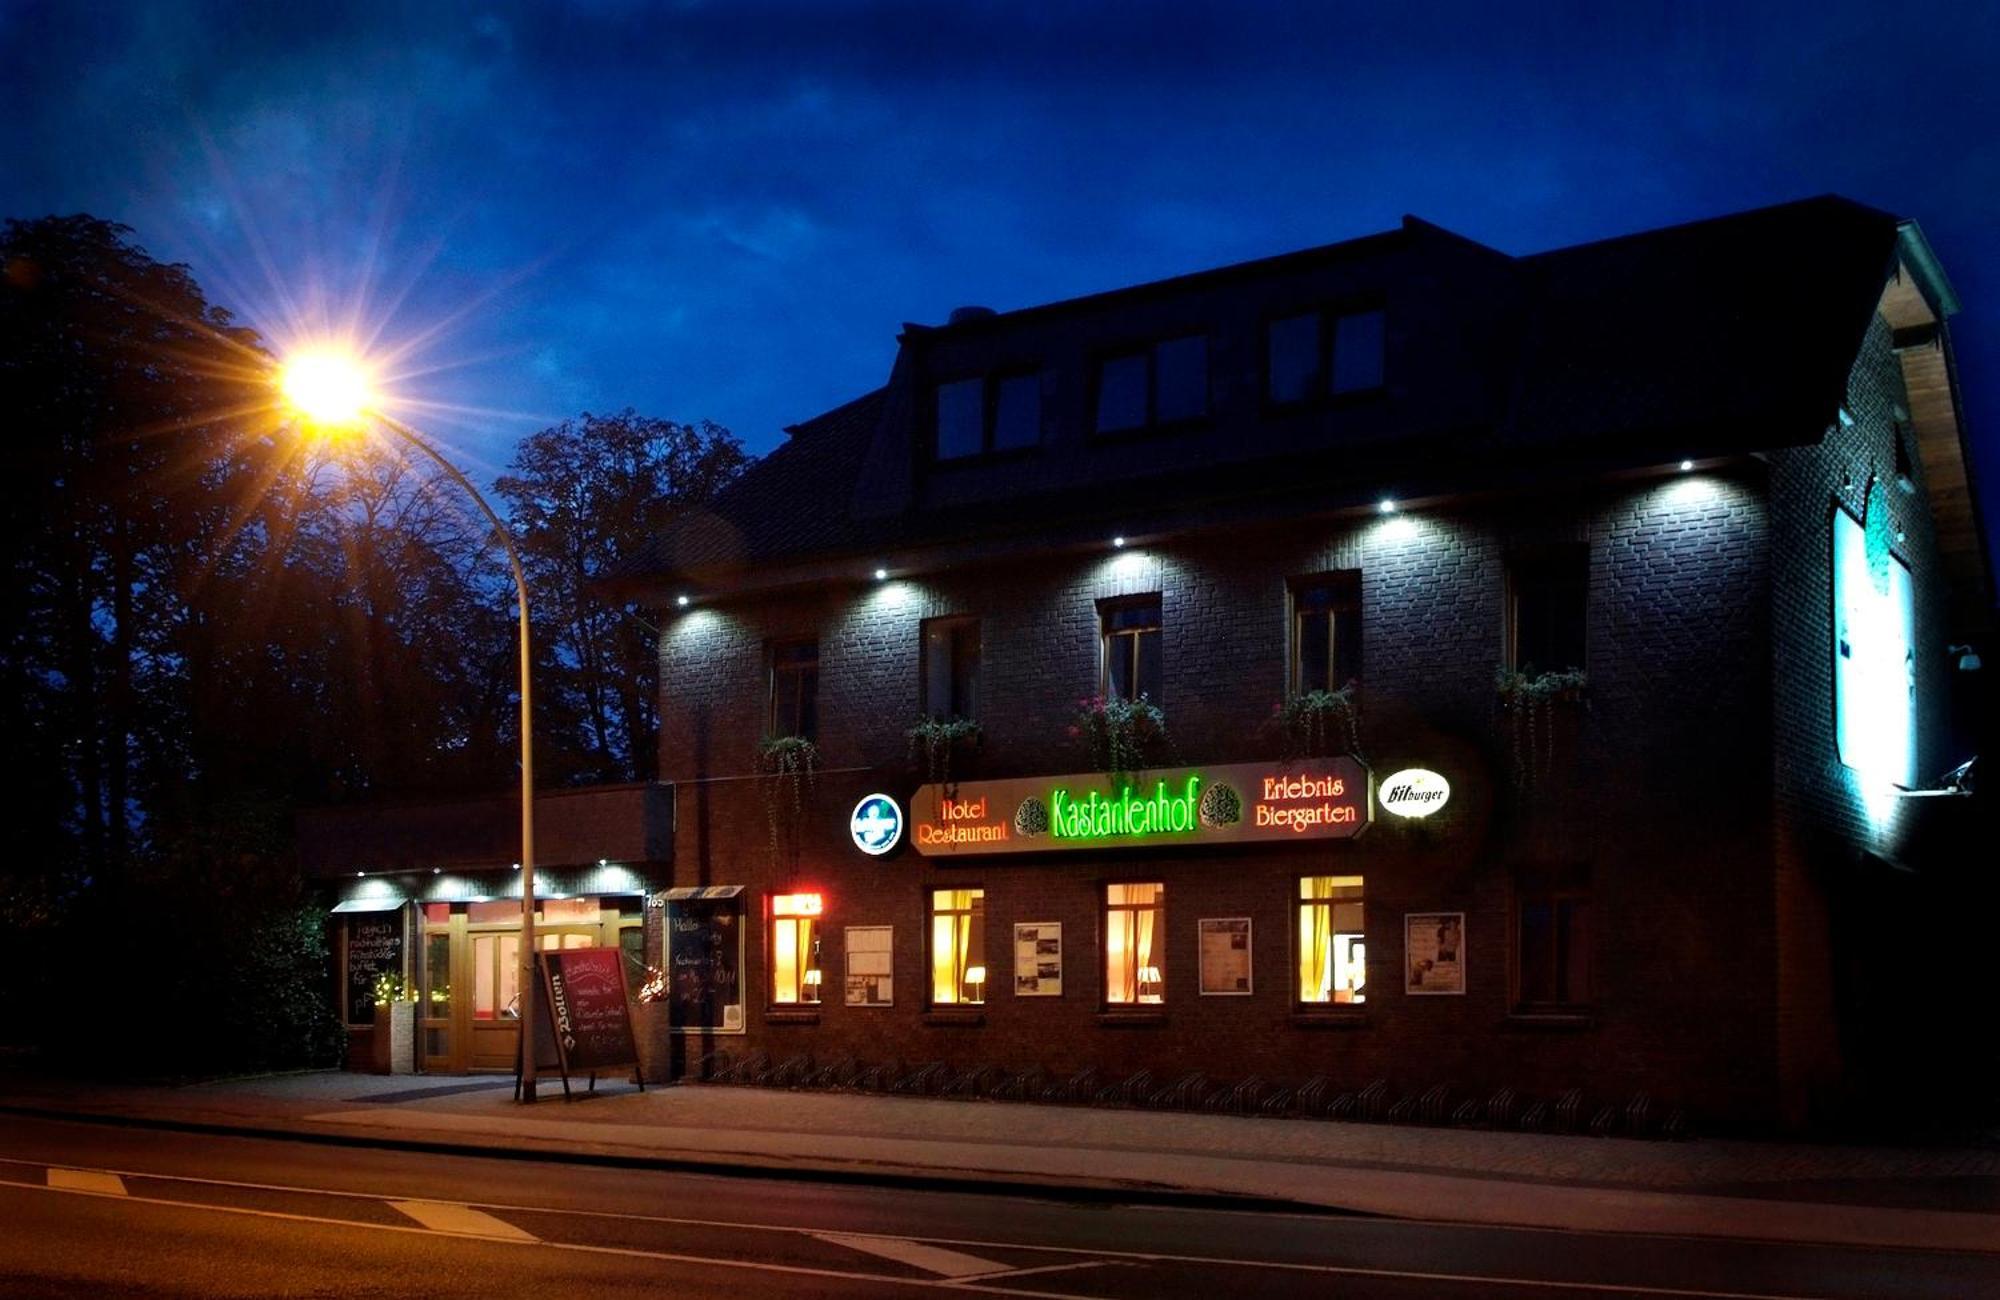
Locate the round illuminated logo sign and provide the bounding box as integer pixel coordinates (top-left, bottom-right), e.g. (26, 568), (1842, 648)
(1379, 769), (1451, 818)
(849, 793), (904, 856)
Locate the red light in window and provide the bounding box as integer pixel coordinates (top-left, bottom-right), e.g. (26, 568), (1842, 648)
(772, 892), (823, 917)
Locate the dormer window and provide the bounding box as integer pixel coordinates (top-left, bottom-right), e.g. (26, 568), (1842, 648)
(1095, 335), (1209, 434)
(934, 373), (1042, 460)
(1267, 307), (1387, 405)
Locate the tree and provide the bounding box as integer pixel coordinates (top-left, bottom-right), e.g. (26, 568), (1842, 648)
(0, 214), (515, 1072)
(497, 410), (747, 782)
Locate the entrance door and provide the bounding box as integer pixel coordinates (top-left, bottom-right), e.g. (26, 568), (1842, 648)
(464, 926), (599, 1071)
(414, 898), (644, 1074)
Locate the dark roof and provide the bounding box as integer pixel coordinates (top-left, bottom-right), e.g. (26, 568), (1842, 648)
(1508, 196), (1898, 451)
(617, 196), (1903, 598)
(616, 387), (887, 589)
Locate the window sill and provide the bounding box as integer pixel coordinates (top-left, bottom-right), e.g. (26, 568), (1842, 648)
(1097, 1010), (1168, 1028)
(763, 1007), (821, 1026)
(1292, 1008), (1369, 1029)
(921, 1009), (986, 1028)
(1504, 1010), (1595, 1032)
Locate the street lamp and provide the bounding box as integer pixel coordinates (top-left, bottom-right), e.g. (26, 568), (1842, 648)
(276, 349), (545, 1103)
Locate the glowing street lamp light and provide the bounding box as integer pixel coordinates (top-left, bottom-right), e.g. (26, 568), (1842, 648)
(278, 350), (373, 429)
(276, 346), (545, 1103)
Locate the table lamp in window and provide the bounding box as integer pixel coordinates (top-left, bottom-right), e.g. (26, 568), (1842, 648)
(1138, 965), (1163, 1004)
(803, 967), (822, 1003)
(965, 965), (986, 1001)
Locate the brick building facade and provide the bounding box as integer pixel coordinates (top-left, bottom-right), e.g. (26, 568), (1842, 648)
(616, 197), (1989, 1132)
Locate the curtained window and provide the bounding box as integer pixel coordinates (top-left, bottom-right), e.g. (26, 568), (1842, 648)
(929, 888), (986, 1005)
(770, 893), (822, 1004)
(1105, 882), (1165, 1005)
(1297, 876), (1365, 1005)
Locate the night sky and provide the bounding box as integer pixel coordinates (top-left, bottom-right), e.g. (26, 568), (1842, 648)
(5, 2), (1997, 548)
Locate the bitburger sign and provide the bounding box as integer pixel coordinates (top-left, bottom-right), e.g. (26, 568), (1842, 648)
(909, 759), (1371, 858)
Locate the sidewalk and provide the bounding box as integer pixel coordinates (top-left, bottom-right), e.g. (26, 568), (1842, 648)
(4, 1068), (1996, 1253)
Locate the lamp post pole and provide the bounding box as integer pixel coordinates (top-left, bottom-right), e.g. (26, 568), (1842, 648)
(372, 413), (540, 1102)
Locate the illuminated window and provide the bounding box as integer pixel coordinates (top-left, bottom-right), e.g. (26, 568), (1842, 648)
(1297, 876), (1365, 1005)
(769, 639), (819, 740)
(472, 932), (521, 1020)
(1515, 866), (1589, 1010)
(934, 373), (1042, 458)
(1101, 596), (1162, 703)
(1096, 335), (1209, 433)
(929, 888), (987, 1005)
(769, 892), (823, 1005)
(1291, 572), (1362, 694)
(1508, 545), (1587, 675)
(1105, 882), (1165, 1004)
(920, 616), (981, 719)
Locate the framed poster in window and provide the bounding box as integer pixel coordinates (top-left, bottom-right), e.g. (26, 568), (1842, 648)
(845, 926), (893, 1006)
(1198, 917), (1253, 995)
(1405, 912), (1465, 995)
(1013, 922), (1062, 996)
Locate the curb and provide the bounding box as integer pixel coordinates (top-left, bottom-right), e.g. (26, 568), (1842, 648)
(0, 1102), (1348, 1217)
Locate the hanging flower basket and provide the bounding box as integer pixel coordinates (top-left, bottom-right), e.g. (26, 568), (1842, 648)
(906, 715), (983, 784)
(1274, 685), (1362, 760)
(1495, 667), (1588, 793)
(756, 735), (821, 865)
(1071, 694), (1172, 775)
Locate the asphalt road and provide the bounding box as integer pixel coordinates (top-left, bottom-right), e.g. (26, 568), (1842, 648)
(0, 1115), (1994, 1298)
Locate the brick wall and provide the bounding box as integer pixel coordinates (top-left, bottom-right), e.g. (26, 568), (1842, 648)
(1765, 312), (1963, 1128)
(656, 456), (1799, 1126)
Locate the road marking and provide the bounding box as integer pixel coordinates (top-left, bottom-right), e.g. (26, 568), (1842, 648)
(47, 1168), (126, 1196)
(391, 1199), (537, 1241)
(0, 1157), (1870, 1297)
(957, 1260), (1121, 1283)
(0, 1182), (1102, 1299)
(814, 1232), (1007, 1278)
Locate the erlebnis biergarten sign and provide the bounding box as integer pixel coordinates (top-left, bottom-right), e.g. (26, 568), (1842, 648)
(908, 759), (1370, 858)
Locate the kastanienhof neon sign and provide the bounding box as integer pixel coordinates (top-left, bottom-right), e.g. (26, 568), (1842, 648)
(908, 759), (1371, 857)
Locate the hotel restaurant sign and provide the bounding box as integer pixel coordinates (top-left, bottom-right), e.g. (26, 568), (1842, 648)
(909, 759), (1370, 858)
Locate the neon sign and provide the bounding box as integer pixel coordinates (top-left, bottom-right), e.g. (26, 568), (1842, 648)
(909, 759), (1370, 857)
(1052, 776), (1202, 840)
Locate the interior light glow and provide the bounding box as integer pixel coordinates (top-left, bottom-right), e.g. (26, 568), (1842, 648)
(772, 892), (824, 917)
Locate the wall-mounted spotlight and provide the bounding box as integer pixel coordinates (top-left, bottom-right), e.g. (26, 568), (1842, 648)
(874, 567), (888, 581)
(1112, 536), (1126, 548)
(676, 594), (689, 608)
(1378, 498), (1397, 514)
(1679, 459), (1694, 472)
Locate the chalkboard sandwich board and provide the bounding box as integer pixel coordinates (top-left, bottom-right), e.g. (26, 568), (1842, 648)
(519, 947), (642, 1099)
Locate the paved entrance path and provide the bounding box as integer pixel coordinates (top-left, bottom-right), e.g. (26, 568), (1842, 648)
(3, 1069), (1995, 1251)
